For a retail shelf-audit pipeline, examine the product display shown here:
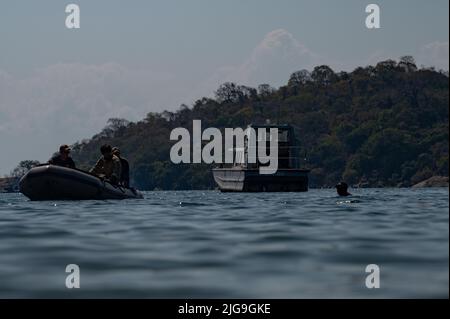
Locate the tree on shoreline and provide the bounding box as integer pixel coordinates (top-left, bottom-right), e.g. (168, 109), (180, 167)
(9, 160), (41, 178)
(61, 57), (449, 189)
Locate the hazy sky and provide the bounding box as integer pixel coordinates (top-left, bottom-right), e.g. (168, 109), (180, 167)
(0, 0), (449, 175)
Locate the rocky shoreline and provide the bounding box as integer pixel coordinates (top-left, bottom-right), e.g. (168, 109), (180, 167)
(412, 176), (449, 188)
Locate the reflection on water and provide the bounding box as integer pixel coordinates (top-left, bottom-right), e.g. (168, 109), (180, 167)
(0, 188), (448, 298)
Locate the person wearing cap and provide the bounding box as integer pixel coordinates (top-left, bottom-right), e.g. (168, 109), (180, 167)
(48, 145), (76, 169)
(90, 144), (122, 184)
(112, 147), (130, 187)
(335, 182), (351, 196)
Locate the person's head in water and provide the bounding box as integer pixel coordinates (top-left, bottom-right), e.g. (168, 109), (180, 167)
(100, 144), (113, 160)
(335, 182), (351, 196)
(59, 144), (71, 160)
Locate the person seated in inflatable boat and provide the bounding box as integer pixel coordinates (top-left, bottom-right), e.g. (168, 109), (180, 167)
(48, 144), (76, 169)
(112, 147), (130, 187)
(90, 144), (122, 185)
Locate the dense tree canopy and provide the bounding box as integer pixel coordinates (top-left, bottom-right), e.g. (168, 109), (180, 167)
(67, 57), (448, 190)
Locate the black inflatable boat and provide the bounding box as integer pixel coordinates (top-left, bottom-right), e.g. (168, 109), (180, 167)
(19, 165), (143, 201)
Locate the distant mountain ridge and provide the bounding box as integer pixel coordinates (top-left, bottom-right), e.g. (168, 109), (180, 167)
(67, 57), (449, 190)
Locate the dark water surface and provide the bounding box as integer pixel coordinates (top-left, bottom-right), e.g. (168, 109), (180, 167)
(0, 188), (448, 298)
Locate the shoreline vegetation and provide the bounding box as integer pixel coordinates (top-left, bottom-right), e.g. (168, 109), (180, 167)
(6, 57), (450, 191)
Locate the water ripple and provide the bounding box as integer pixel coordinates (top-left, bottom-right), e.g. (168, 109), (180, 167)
(0, 188), (448, 298)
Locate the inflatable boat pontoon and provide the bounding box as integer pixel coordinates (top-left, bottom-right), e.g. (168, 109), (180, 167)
(19, 165), (143, 201)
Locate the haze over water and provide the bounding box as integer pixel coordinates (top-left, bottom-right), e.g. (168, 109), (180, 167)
(0, 188), (448, 298)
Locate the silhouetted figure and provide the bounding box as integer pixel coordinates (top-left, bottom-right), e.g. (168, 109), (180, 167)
(335, 182), (351, 196)
(90, 144), (122, 184)
(48, 145), (76, 169)
(112, 147), (130, 187)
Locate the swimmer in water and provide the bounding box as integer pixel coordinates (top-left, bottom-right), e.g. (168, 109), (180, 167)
(335, 182), (351, 196)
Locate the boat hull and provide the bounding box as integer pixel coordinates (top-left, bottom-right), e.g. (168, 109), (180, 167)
(19, 165), (143, 201)
(212, 168), (310, 192)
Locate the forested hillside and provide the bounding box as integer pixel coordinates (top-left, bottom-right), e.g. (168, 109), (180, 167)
(68, 57), (449, 190)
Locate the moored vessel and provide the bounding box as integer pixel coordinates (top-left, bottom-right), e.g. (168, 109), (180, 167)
(212, 124), (310, 192)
